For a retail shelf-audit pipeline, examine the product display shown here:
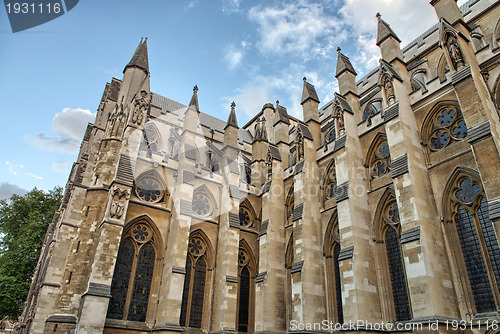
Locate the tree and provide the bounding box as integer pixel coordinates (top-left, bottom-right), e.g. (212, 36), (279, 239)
(0, 187), (62, 320)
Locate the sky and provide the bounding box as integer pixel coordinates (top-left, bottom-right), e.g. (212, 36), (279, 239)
(0, 0), (468, 199)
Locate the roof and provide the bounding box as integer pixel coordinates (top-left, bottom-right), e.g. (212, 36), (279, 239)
(150, 92), (253, 144)
(376, 16), (401, 46)
(225, 102), (238, 129)
(274, 104), (290, 125)
(301, 79), (320, 105)
(336, 51), (357, 78)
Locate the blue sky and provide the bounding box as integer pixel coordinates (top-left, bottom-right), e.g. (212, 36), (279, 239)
(0, 0), (466, 199)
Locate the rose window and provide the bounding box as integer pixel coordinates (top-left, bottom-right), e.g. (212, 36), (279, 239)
(428, 107), (467, 151)
(239, 207), (251, 227)
(132, 224), (151, 243)
(192, 193), (211, 216)
(188, 238), (206, 257)
(136, 178), (163, 203)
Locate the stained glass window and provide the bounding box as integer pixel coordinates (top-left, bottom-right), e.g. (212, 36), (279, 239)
(106, 223), (157, 323)
(324, 165), (337, 201)
(107, 239), (134, 320)
(238, 266), (250, 332)
(450, 177), (500, 313)
(427, 106), (467, 151)
(333, 243), (343, 324)
(385, 227), (412, 321)
(180, 237), (208, 328)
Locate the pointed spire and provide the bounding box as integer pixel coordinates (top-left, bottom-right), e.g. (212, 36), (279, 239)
(124, 38), (149, 74)
(335, 47), (357, 78)
(376, 13), (401, 46)
(225, 101), (238, 129)
(301, 77), (320, 105)
(189, 85), (199, 111)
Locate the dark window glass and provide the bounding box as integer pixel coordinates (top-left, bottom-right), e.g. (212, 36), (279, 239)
(477, 198), (500, 287)
(179, 256), (192, 327)
(128, 243), (155, 322)
(189, 258), (206, 328)
(455, 205), (496, 312)
(238, 266), (250, 332)
(333, 244), (343, 324)
(385, 227), (411, 321)
(107, 239), (134, 320)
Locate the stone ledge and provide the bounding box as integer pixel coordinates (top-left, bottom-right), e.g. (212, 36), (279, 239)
(333, 135), (347, 153)
(335, 182), (349, 203)
(489, 198), (500, 221)
(292, 203), (304, 222)
(391, 154), (409, 179)
(467, 120), (491, 144)
(291, 260), (304, 274)
(45, 315), (77, 324)
(451, 65), (472, 86)
(383, 102), (399, 122)
(401, 226), (421, 244)
(338, 246), (354, 261)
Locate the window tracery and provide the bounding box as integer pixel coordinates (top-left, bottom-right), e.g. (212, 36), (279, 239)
(180, 234), (210, 329)
(423, 103), (467, 152)
(325, 127), (336, 143)
(192, 193), (211, 217)
(140, 126), (160, 157)
(239, 207), (252, 227)
(323, 163), (337, 201)
(444, 173), (500, 313)
(286, 187), (294, 224)
(107, 220), (158, 323)
(237, 242), (254, 332)
(369, 139), (391, 179)
(324, 217), (343, 324)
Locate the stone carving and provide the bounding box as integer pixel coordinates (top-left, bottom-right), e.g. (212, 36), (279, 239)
(109, 186), (130, 219)
(383, 77), (395, 105)
(446, 34), (464, 70)
(132, 90), (149, 125)
(333, 108), (345, 136)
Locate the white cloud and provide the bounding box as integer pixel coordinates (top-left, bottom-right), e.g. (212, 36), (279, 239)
(0, 182), (27, 200)
(223, 86), (271, 123)
(52, 161), (73, 174)
(222, 0), (241, 13)
(186, 1), (197, 9)
(30, 107), (95, 154)
(6, 162), (24, 176)
(248, 1), (344, 59)
(224, 44), (244, 70)
(25, 172), (43, 180)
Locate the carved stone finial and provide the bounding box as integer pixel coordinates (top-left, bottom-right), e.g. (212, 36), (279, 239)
(140, 37), (143, 43)
(144, 37), (147, 41)
(276, 100), (279, 106)
(193, 85), (198, 93)
(337, 47), (341, 52)
(303, 77), (307, 82)
(376, 12), (381, 19)
(231, 101), (236, 110)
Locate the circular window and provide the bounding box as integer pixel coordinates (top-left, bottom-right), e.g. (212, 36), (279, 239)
(136, 177), (163, 203)
(192, 193), (211, 216)
(239, 207), (252, 227)
(188, 238), (206, 257)
(132, 224), (151, 243)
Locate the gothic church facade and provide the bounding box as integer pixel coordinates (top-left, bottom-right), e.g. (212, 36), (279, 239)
(19, 0), (500, 333)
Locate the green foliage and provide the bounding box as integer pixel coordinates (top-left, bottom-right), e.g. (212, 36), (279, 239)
(0, 187), (62, 320)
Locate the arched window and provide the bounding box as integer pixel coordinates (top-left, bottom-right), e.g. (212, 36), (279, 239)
(325, 127), (336, 143)
(422, 101), (467, 152)
(180, 233), (213, 328)
(363, 100), (382, 123)
(191, 186), (216, 218)
(237, 241), (255, 333)
(285, 234), (294, 330)
(374, 191), (412, 322)
(265, 154), (273, 181)
(140, 125), (160, 158)
(323, 161), (337, 202)
(134, 170), (168, 204)
(437, 53), (450, 83)
(367, 134), (391, 179)
(239, 200), (256, 228)
(443, 169), (500, 313)
(324, 214), (343, 324)
(494, 75), (500, 109)
(107, 221), (158, 322)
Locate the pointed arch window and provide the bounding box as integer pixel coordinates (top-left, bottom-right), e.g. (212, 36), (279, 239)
(323, 162), (337, 201)
(140, 126), (160, 158)
(368, 137), (391, 179)
(107, 222), (157, 322)
(325, 127), (336, 143)
(180, 236), (210, 328)
(324, 217), (343, 324)
(422, 102), (467, 152)
(286, 187), (294, 224)
(374, 194), (412, 322)
(191, 187), (215, 218)
(237, 243), (254, 333)
(445, 175), (500, 313)
(363, 100), (382, 124)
